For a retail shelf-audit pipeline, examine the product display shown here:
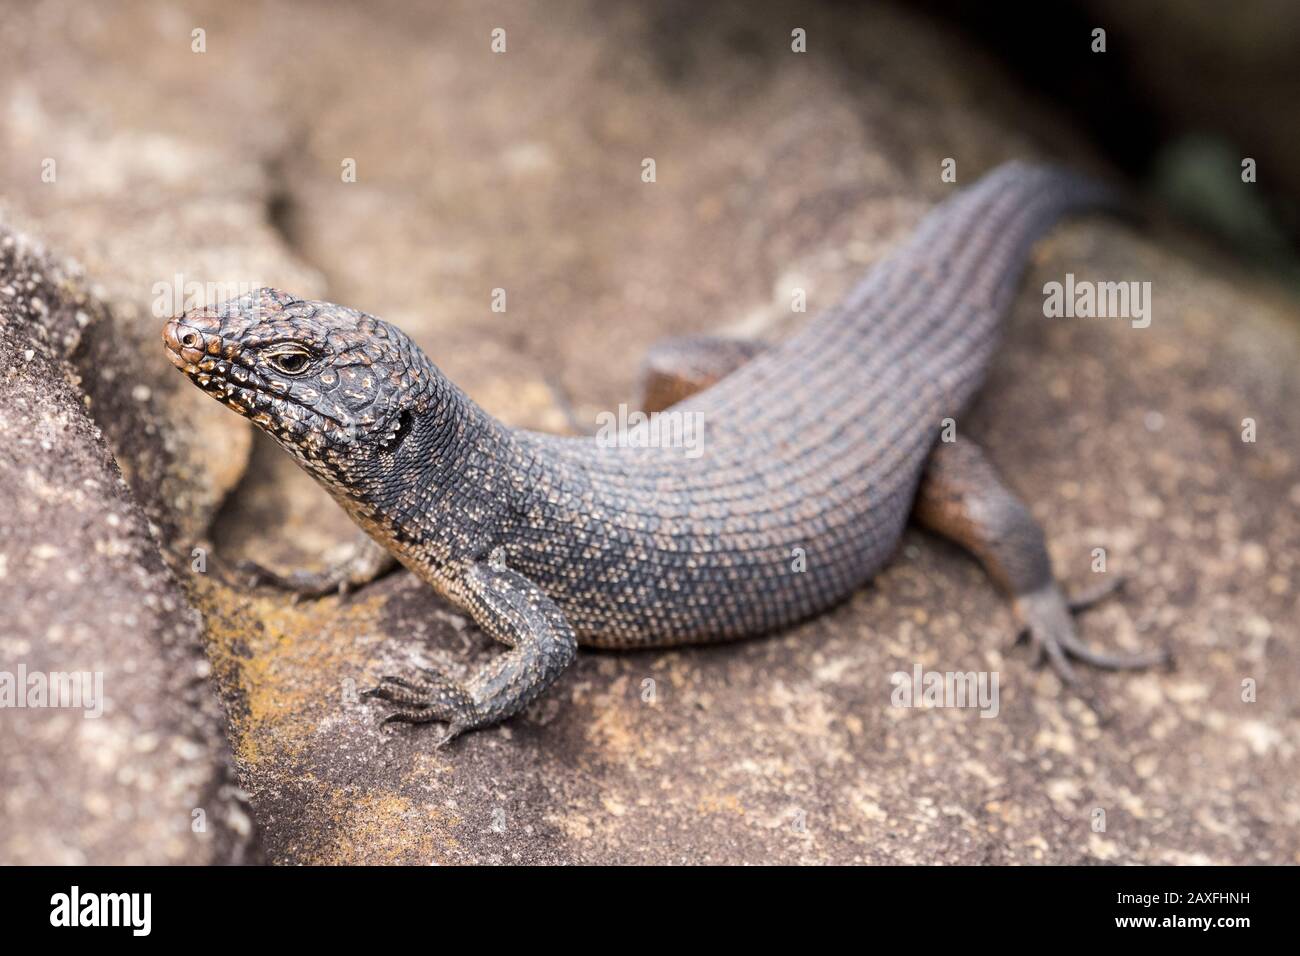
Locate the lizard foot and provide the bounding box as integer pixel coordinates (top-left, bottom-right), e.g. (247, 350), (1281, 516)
(235, 559), (341, 601)
(1015, 574), (1125, 640)
(361, 557), (578, 746)
(362, 669), (478, 748)
(1014, 584), (1172, 717)
(234, 538), (398, 601)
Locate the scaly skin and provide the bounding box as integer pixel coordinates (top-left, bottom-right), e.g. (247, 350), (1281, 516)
(164, 162), (1164, 743)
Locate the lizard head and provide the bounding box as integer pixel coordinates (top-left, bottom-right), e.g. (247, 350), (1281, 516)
(163, 289), (437, 480)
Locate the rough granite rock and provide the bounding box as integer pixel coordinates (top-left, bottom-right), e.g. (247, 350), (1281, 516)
(0, 0), (1296, 864)
(0, 229), (255, 864)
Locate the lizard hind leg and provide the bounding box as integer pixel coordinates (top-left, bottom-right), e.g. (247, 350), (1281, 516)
(544, 334), (765, 435)
(913, 439), (1170, 702)
(363, 550), (577, 746)
(638, 335), (767, 412)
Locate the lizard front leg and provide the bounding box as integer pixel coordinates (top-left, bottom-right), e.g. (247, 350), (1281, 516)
(913, 438), (1170, 702)
(364, 549), (577, 746)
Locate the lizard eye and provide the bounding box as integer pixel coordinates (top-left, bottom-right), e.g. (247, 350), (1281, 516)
(265, 345), (314, 376)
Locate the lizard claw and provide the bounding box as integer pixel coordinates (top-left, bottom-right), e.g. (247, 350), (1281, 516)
(376, 706), (465, 749)
(1014, 583), (1171, 716)
(364, 668), (479, 747)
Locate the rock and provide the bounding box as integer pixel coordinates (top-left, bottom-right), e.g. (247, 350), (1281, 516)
(1, 0), (1296, 864)
(0, 229), (255, 864)
(0, 85), (324, 549)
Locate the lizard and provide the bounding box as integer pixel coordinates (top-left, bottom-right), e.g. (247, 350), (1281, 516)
(163, 161), (1168, 745)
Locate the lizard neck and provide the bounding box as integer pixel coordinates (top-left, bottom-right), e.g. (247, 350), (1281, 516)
(320, 357), (518, 568)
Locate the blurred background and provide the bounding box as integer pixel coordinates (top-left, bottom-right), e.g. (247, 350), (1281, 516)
(922, 0), (1300, 286)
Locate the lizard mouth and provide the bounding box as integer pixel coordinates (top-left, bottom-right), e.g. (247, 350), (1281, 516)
(165, 346), (191, 371)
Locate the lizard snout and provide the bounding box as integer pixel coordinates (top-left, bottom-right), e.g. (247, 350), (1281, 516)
(163, 318), (215, 369)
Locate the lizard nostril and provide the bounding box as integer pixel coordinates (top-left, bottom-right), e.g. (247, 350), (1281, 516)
(180, 331), (200, 348)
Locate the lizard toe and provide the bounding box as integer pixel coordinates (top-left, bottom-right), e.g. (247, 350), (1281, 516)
(363, 667), (481, 738)
(1015, 583), (1167, 719)
(381, 707), (443, 726)
(1066, 573), (1126, 613)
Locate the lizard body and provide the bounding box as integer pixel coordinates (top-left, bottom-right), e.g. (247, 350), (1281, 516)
(165, 161), (1165, 742)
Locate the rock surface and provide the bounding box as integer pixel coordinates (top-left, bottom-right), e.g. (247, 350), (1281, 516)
(0, 230), (254, 863)
(1, 0), (1296, 863)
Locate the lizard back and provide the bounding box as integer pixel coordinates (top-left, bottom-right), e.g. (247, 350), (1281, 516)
(500, 162), (1114, 647)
